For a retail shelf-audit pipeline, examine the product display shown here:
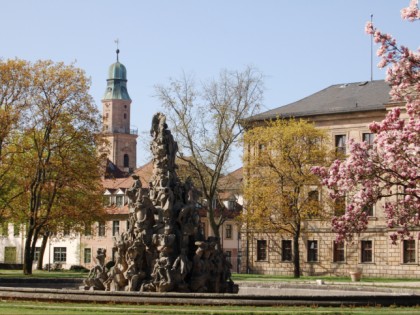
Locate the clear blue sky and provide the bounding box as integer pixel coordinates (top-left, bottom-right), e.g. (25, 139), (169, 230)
(1, 0), (418, 171)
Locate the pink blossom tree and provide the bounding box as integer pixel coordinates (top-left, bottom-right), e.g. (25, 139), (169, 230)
(312, 0), (420, 244)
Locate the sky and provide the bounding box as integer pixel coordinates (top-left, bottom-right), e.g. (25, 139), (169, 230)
(1, 0), (418, 171)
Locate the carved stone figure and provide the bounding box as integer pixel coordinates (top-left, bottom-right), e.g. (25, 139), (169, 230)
(84, 112), (237, 293)
(84, 249), (108, 290)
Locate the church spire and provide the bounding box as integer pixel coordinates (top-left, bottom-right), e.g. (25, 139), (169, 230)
(115, 38), (120, 62)
(103, 44), (130, 100)
(101, 47), (137, 174)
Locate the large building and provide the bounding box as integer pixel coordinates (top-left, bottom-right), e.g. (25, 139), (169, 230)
(241, 80), (418, 278)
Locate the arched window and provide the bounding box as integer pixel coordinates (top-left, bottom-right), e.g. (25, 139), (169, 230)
(123, 154), (129, 168)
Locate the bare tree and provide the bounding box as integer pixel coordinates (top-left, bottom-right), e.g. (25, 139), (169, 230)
(155, 66), (263, 242)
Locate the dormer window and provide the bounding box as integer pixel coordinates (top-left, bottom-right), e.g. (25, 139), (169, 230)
(116, 195), (124, 207)
(228, 199), (235, 211)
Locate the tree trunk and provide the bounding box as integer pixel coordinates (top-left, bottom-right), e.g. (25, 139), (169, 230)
(36, 232), (49, 270)
(23, 227), (34, 275)
(207, 204), (221, 247)
(293, 225), (301, 278)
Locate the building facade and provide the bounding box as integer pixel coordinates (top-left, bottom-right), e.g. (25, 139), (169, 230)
(241, 80), (419, 278)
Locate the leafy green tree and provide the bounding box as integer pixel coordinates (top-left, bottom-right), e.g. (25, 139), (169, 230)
(242, 118), (331, 278)
(0, 59), (31, 222)
(1, 60), (106, 274)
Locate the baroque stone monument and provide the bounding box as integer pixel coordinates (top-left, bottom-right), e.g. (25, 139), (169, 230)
(84, 112), (237, 293)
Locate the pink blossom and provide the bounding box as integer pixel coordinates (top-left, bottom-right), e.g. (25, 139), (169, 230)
(313, 1), (420, 244)
(401, 0), (420, 21)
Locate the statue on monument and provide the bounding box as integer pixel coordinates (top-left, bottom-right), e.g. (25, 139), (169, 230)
(84, 112), (237, 293)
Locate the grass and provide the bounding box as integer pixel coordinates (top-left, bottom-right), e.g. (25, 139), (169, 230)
(231, 273), (420, 283)
(1, 301), (420, 315)
(0, 269), (87, 278)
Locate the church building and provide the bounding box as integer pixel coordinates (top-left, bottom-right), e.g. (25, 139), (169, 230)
(101, 49), (138, 174)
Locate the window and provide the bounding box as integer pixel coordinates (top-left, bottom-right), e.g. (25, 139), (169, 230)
(112, 221), (120, 236)
(225, 251), (232, 264)
(211, 197), (217, 209)
(225, 224), (232, 239)
(13, 223), (20, 237)
(63, 226), (70, 236)
(403, 240), (416, 263)
(123, 154), (129, 168)
(84, 224), (92, 236)
(257, 240), (267, 261)
(1, 222), (8, 236)
(103, 196), (111, 206)
(199, 222), (206, 238)
(33, 247), (41, 262)
(307, 190), (319, 218)
(307, 240), (318, 262)
(335, 135), (346, 156)
(116, 195), (124, 207)
(362, 204), (374, 217)
(281, 240), (292, 262)
(124, 113), (127, 119)
(362, 133), (375, 147)
(308, 190), (319, 203)
(361, 240), (373, 263)
(333, 242), (345, 262)
(98, 222), (106, 237)
(334, 195), (346, 216)
(84, 248), (92, 264)
(112, 247), (117, 261)
(227, 200), (235, 211)
(53, 247), (67, 263)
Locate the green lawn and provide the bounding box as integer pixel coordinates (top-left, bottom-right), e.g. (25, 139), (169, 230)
(0, 269), (87, 278)
(0, 301), (420, 315)
(231, 273), (420, 283)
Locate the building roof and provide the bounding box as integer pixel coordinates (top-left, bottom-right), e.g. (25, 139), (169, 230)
(218, 167), (243, 192)
(246, 80), (391, 122)
(106, 204), (130, 215)
(102, 51), (131, 100)
(133, 161), (154, 187)
(102, 176), (134, 190)
(104, 159), (128, 179)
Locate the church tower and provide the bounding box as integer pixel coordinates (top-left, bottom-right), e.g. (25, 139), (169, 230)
(102, 49), (137, 173)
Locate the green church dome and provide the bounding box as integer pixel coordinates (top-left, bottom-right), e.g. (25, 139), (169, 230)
(108, 61), (127, 80)
(103, 50), (131, 100)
